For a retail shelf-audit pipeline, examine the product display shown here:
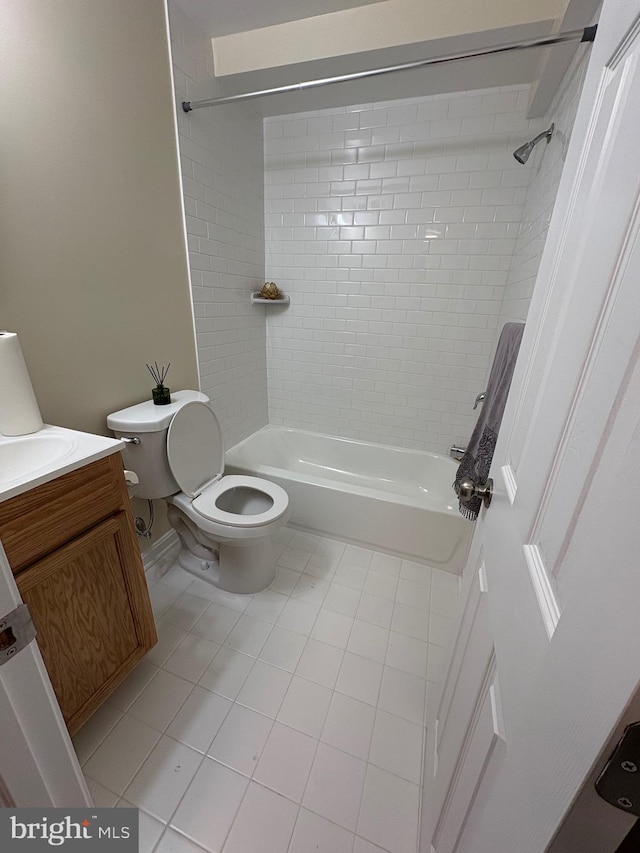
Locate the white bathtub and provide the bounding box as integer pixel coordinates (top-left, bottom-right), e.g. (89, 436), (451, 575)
(225, 426), (472, 574)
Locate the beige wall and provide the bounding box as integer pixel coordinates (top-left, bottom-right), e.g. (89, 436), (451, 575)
(0, 0), (199, 438)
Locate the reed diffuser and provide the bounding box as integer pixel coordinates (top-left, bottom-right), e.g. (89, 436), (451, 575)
(146, 362), (171, 405)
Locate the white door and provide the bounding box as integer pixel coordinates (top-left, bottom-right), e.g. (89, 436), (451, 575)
(0, 540), (90, 807)
(422, 1), (640, 850)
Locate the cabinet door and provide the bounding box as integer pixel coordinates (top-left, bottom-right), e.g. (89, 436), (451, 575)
(17, 512), (156, 734)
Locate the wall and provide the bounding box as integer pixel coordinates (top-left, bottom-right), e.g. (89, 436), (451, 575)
(168, 2), (268, 449)
(264, 86), (546, 453)
(0, 0), (199, 437)
(499, 47), (591, 325)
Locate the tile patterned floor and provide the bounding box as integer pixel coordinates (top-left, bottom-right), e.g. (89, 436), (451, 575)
(73, 527), (459, 853)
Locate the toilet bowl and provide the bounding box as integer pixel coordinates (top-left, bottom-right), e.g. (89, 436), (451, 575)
(107, 391), (290, 593)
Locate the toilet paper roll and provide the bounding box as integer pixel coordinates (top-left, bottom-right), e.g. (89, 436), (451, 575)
(0, 332), (44, 436)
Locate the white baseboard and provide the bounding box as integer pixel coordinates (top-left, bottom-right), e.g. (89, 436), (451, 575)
(142, 529), (180, 579)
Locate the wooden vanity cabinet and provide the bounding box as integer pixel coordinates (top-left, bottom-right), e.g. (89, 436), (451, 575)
(0, 453), (157, 735)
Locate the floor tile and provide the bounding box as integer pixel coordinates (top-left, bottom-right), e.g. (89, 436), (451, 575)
(276, 598), (320, 634)
(303, 742), (366, 832)
(354, 837), (390, 853)
(335, 652), (383, 706)
(85, 776), (119, 807)
(244, 590), (289, 623)
(149, 584), (182, 620)
(289, 808), (355, 853)
(236, 660), (292, 718)
(124, 735), (202, 822)
(214, 590), (251, 612)
(127, 670), (193, 732)
(270, 566), (301, 595)
(277, 676), (332, 738)
(163, 634), (220, 683)
(347, 620), (389, 663)
(369, 709), (423, 783)
(430, 585), (459, 619)
(106, 660), (159, 712)
(304, 552), (339, 581)
(363, 571), (398, 601)
(342, 545), (373, 568)
(391, 603), (430, 642)
(191, 602), (240, 644)
(198, 647), (254, 700)
(208, 704), (273, 776)
(80, 535), (454, 853)
(223, 781), (298, 853)
(162, 593), (211, 631)
(323, 583), (362, 617)
(73, 703), (123, 765)
(291, 574), (330, 606)
(253, 722), (317, 802)
(356, 593), (394, 629)
(333, 563), (368, 591)
(400, 560), (432, 586)
(155, 828), (209, 853)
(321, 692), (375, 760)
(83, 716), (161, 795)
(145, 620), (188, 667)
(311, 609), (354, 649)
(396, 579), (431, 611)
(431, 568), (460, 594)
(428, 612), (455, 648)
(291, 531), (321, 552)
(357, 764), (420, 853)
(186, 577), (222, 602)
(258, 626), (307, 672)
(378, 667), (426, 725)
(170, 759), (249, 852)
(385, 632), (429, 678)
(314, 537), (346, 560)
(369, 553), (401, 577)
(278, 546), (312, 571)
(426, 642), (446, 683)
(152, 564), (194, 591)
(133, 807), (165, 853)
(166, 686), (232, 753)
(224, 614), (273, 657)
(295, 639), (344, 689)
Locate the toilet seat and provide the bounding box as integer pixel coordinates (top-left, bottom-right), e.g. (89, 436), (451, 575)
(192, 475), (289, 528)
(166, 400), (289, 530)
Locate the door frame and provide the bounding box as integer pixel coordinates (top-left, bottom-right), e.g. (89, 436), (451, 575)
(0, 540), (90, 807)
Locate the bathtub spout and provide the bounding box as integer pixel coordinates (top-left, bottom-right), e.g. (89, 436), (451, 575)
(450, 445), (466, 461)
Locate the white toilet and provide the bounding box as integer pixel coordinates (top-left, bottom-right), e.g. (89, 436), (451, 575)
(107, 391), (290, 593)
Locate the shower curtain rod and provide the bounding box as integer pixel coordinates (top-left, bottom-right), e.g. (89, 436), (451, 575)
(182, 24), (596, 112)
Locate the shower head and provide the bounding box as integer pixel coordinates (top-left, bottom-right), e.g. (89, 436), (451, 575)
(513, 123), (555, 164)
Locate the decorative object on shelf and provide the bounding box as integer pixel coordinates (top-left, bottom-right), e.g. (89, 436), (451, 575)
(146, 362), (171, 406)
(259, 281), (283, 299)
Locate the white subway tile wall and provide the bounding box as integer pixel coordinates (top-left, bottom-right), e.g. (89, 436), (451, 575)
(264, 88), (547, 453)
(169, 2), (268, 447)
(499, 48), (590, 325)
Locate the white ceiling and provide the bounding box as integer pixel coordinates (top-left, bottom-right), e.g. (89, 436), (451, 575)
(180, 0), (387, 37)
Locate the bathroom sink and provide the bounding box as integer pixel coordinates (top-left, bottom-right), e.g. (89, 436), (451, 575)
(0, 434), (76, 484)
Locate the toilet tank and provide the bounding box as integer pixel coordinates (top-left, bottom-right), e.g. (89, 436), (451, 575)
(107, 390), (209, 500)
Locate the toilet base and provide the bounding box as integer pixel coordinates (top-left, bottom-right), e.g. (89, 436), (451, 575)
(167, 504), (277, 594)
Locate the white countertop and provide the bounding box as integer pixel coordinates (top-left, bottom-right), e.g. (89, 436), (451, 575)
(0, 425), (124, 503)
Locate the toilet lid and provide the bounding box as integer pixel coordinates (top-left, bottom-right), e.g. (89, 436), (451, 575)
(166, 401), (224, 497)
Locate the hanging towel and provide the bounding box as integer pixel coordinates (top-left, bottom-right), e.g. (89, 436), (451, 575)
(453, 322), (525, 520)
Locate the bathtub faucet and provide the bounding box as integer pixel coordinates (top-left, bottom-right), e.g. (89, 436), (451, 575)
(450, 445), (466, 461)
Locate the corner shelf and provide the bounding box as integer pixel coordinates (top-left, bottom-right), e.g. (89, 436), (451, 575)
(250, 293), (290, 306)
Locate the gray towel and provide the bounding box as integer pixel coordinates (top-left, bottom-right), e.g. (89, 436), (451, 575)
(454, 322), (525, 520)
